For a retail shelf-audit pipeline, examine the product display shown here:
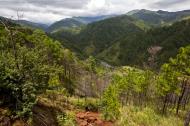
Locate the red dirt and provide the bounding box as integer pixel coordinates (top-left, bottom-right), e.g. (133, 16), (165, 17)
(76, 111), (113, 126)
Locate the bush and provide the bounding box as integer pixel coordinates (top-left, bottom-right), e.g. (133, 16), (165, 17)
(102, 85), (121, 120)
(70, 97), (100, 112)
(116, 106), (183, 126)
(56, 112), (76, 126)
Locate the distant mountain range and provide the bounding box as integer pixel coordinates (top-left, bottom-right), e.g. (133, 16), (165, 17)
(16, 20), (49, 30)
(2, 9), (190, 32)
(50, 9), (190, 68)
(0, 16), (49, 30)
(1, 9), (190, 68)
(46, 15), (116, 33)
(126, 9), (190, 26)
(0, 15), (116, 32)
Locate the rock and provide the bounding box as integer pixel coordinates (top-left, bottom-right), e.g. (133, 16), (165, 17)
(95, 119), (103, 125)
(76, 112), (113, 126)
(79, 120), (88, 126)
(76, 113), (86, 119)
(87, 116), (97, 123)
(12, 120), (25, 126)
(0, 117), (11, 126)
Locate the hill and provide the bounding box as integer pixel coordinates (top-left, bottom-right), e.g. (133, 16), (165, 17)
(47, 18), (85, 33)
(16, 20), (49, 30)
(98, 19), (190, 67)
(1, 9), (190, 126)
(47, 15), (115, 33)
(0, 16), (49, 30)
(53, 15), (148, 56)
(127, 9), (190, 26)
(51, 10), (190, 68)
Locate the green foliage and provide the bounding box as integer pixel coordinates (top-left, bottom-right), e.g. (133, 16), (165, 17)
(70, 97), (100, 112)
(99, 19), (190, 67)
(102, 81), (121, 120)
(157, 45), (190, 96)
(47, 18), (85, 33)
(0, 25), (76, 117)
(128, 9), (190, 27)
(157, 64), (180, 96)
(51, 13), (190, 68)
(117, 106), (183, 126)
(102, 68), (153, 120)
(86, 56), (96, 72)
(56, 112), (76, 126)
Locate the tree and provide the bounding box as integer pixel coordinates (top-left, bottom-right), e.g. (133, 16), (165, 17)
(0, 23), (74, 117)
(157, 45), (190, 114)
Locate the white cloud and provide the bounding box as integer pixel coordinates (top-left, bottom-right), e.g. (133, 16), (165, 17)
(87, 0), (106, 9)
(0, 0), (189, 24)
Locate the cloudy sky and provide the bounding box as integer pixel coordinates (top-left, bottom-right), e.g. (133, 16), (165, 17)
(0, 0), (190, 24)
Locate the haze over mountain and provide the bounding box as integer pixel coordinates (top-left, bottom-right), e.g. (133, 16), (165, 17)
(1, 0), (190, 23)
(127, 9), (190, 26)
(47, 15), (116, 33)
(1, 1), (190, 126)
(50, 9), (190, 67)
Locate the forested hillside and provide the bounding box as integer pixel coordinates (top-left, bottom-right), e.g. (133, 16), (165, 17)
(127, 9), (190, 26)
(51, 15), (148, 55)
(0, 9), (190, 126)
(0, 22), (78, 116)
(47, 15), (115, 33)
(98, 19), (190, 67)
(51, 14), (190, 68)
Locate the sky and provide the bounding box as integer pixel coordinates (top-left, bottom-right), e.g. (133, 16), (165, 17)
(0, 0), (190, 24)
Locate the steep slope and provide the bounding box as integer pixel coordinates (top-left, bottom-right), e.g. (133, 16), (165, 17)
(50, 10), (190, 68)
(47, 15), (115, 33)
(50, 15), (149, 59)
(0, 16), (48, 30)
(73, 15), (148, 55)
(98, 19), (190, 67)
(127, 9), (190, 26)
(72, 15), (116, 24)
(47, 18), (85, 33)
(16, 20), (49, 30)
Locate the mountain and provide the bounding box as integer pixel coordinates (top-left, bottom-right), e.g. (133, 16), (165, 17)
(47, 15), (116, 33)
(16, 20), (49, 30)
(72, 15), (116, 24)
(127, 9), (190, 26)
(51, 13), (190, 68)
(47, 18), (85, 33)
(0, 16), (18, 26)
(75, 15), (148, 55)
(0, 16), (49, 30)
(98, 19), (190, 67)
(51, 15), (149, 56)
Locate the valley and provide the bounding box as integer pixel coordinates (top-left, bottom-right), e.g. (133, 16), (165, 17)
(0, 8), (190, 126)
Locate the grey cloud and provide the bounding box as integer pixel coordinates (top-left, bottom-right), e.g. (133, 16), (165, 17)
(0, 0), (92, 23)
(151, 0), (189, 8)
(0, 0), (189, 24)
(26, 0), (90, 9)
(0, 0), (90, 9)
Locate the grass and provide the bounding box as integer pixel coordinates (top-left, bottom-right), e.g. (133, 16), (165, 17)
(116, 106), (184, 126)
(38, 93), (185, 126)
(56, 111), (76, 126)
(69, 97), (100, 112)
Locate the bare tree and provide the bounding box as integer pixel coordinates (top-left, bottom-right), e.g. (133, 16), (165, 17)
(147, 46), (162, 69)
(184, 110), (190, 126)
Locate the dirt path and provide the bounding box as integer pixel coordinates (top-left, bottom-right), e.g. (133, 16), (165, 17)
(76, 111), (113, 126)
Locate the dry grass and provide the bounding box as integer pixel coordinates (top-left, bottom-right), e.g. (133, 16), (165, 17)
(116, 106), (184, 126)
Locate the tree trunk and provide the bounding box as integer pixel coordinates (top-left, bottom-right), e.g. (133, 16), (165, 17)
(176, 82), (186, 115)
(184, 111), (190, 126)
(162, 95), (168, 114)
